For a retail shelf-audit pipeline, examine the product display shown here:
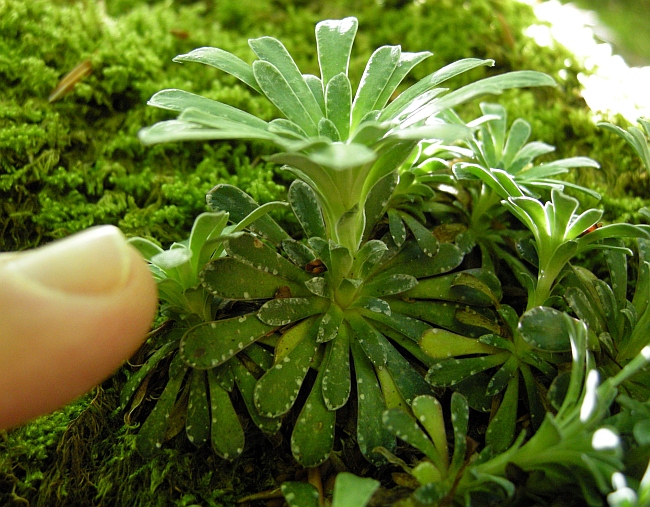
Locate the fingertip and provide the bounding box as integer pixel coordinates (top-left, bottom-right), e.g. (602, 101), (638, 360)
(0, 230), (158, 429)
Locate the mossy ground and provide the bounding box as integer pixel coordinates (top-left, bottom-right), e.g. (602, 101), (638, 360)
(2, 0), (649, 505)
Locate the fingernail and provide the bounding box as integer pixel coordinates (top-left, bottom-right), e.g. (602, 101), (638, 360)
(7, 226), (133, 294)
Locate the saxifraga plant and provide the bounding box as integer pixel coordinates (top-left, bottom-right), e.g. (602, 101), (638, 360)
(122, 204), (289, 459)
(132, 17), (558, 466)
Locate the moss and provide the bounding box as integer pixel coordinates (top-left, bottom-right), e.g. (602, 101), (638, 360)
(0, 0), (284, 251)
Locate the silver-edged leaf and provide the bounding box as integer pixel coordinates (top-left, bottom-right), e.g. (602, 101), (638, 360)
(186, 369), (210, 447)
(201, 257), (312, 300)
(361, 273), (418, 298)
(206, 184), (290, 243)
(173, 47), (261, 93)
(254, 316), (320, 418)
(351, 45), (401, 129)
(232, 358), (282, 434)
(258, 296), (330, 326)
(291, 365), (336, 467)
(252, 59), (319, 136)
(289, 180), (327, 238)
(316, 17), (358, 86)
(321, 321), (351, 410)
(317, 303), (345, 343)
(180, 314), (276, 369)
(425, 352), (510, 387)
(207, 368), (244, 460)
(135, 354), (187, 458)
(325, 72), (352, 140)
(485, 376), (519, 454)
(249, 36), (323, 127)
(351, 339), (394, 464)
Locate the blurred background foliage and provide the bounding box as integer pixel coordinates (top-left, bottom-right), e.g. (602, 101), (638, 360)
(558, 0), (650, 66)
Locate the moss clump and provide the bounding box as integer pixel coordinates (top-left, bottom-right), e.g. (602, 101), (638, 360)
(0, 0), (285, 251)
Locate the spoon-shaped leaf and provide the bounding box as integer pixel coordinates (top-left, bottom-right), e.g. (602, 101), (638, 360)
(180, 314), (276, 369)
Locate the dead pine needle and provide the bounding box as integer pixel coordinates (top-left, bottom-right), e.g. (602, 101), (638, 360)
(48, 59), (93, 102)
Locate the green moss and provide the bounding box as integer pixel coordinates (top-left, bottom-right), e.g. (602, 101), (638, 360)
(0, 0), (285, 251)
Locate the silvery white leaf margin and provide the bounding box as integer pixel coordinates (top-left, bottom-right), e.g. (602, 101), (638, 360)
(519, 0), (650, 123)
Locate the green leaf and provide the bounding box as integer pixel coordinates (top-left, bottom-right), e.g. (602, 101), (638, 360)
(173, 47), (261, 93)
(176, 108), (277, 142)
(352, 339), (394, 464)
(252, 59), (319, 136)
(201, 257), (312, 300)
(206, 184), (290, 244)
(282, 239), (316, 267)
(412, 395), (449, 471)
(254, 316), (320, 417)
(486, 354), (519, 396)
(361, 273), (418, 298)
(322, 322), (351, 410)
(485, 375), (519, 453)
(449, 392), (470, 473)
(378, 333), (434, 405)
(318, 117), (340, 141)
(420, 328), (498, 359)
(151, 247), (191, 270)
(383, 408), (439, 461)
(374, 51), (432, 112)
(389, 299), (493, 338)
(307, 142), (378, 171)
(269, 118), (309, 139)
(404, 270), (499, 306)
(291, 365), (336, 467)
(250, 36), (323, 127)
(148, 89), (268, 130)
(185, 369), (210, 447)
(351, 45), (401, 130)
(380, 242), (463, 279)
(180, 314), (276, 369)
(452, 372), (494, 412)
(304, 74), (325, 115)
(355, 239), (389, 279)
(189, 211), (230, 273)
(281, 482), (319, 507)
(347, 313), (387, 367)
(518, 306), (572, 352)
(316, 17), (358, 86)
(232, 359), (282, 434)
(289, 180), (327, 238)
(361, 309), (431, 342)
(305, 276), (329, 298)
(317, 303), (345, 343)
(128, 237), (164, 262)
(502, 118), (532, 169)
(388, 208), (407, 247)
(380, 58), (495, 121)
(207, 369), (245, 460)
(426, 352), (510, 387)
(399, 211), (439, 257)
(136, 355), (187, 458)
(422, 71), (556, 119)
(120, 329), (182, 409)
(332, 473), (380, 507)
(258, 297), (330, 326)
(325, 73), (352, 140)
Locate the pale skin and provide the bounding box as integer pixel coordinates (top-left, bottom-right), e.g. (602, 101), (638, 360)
(0, 226), (158, 429)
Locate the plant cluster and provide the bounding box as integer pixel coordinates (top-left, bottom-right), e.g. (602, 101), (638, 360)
(113, 16), (650, 507)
